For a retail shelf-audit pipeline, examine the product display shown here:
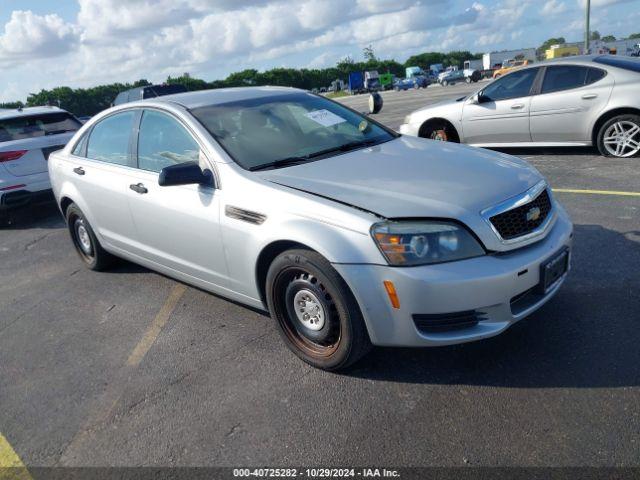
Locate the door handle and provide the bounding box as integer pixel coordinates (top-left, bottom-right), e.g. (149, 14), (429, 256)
(582, 93), (598, 100)
(511, 103), (525, 109)
(73, 167), (85, 176)
(129, 183), (148, 194)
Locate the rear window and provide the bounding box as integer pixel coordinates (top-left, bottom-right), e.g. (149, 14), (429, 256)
(0, 112), (81, 142)
(142, 85), (187, 99)
(593, 56), (640, 73)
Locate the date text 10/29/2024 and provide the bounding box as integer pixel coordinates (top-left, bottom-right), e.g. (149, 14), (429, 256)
(233, 468), (401, 478)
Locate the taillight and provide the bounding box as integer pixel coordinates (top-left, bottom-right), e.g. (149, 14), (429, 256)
(0, 150), (28, 162)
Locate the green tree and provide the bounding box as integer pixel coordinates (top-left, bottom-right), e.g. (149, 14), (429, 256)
(601, 35), (616, 42)
(0, 101), (24, 109)
(629, 33), (640, 39)
(590, 30), (601, 41)
(363, 44), (376, 62)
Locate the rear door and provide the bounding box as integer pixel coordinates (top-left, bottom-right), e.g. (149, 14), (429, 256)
(529, 65), (613, 142)
(0, 112), (80, 176)
(461, 67), (540, 144)
(66, 110), (139, 250)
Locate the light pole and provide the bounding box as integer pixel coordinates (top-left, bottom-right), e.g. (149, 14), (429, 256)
(584, 0), (591, 54)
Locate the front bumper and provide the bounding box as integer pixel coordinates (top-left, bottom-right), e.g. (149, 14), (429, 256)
(333, 209), (573, 347)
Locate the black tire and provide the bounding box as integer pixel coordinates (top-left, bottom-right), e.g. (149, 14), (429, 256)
(265, 249), (371, 370)
(420, 121), (458, 143)
(596, 114), (640, 158)
(65, 203), (115, 270)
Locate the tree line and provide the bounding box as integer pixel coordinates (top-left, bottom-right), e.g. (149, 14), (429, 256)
(0, 50), (481, 117)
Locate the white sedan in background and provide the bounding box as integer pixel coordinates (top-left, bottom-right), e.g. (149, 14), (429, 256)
(0, 106), (81, 215)
(400, 56), (640, 158)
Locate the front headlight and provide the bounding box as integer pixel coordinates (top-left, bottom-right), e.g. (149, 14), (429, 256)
(371, 220), (485, 266)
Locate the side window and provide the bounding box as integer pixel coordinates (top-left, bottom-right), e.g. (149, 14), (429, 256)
(72, 132), (89, 157)
(541, 66), (590, 94)
(585, 67), (607, 85)
(482, 68), (538, 102)
(137, 110), (200, 173)
(86, 111), (135, 165)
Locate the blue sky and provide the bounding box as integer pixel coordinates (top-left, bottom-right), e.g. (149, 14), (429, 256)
(1, 0), (639, 102)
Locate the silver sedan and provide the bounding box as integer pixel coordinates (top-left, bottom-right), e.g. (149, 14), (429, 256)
(400, 55), (640, 158)
(49, 87), (572, 370)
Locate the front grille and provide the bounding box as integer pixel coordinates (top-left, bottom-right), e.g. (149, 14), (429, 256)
(412, 310), (487, 333)
(490, 189), (552, 240)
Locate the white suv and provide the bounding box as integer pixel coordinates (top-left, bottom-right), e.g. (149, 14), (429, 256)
(0, 106), (81, 214)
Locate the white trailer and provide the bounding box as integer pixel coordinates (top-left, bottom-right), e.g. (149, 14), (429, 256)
(483, 48), (536, 70)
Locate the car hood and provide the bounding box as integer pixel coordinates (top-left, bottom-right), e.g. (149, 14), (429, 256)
(256, 136), (542, 221)
(416, 96), (464, 114)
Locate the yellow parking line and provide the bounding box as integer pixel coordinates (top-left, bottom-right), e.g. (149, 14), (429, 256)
(0, 433), (32, 480)
(553, 188), (640, 197)
(126, 284), (187, 366)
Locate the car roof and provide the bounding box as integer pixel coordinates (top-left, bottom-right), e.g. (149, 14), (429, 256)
(152, 86), (303, 109)
(0, 106), (67, 121)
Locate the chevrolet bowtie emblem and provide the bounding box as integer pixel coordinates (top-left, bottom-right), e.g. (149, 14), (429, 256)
(526, 206), (541, 222)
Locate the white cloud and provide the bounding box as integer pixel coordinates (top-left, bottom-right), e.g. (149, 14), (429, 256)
(542, 0), (568, 15)
(0, 10), (79, 64)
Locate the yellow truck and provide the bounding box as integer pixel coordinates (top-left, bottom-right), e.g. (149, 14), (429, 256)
(545, 45), (580, 60)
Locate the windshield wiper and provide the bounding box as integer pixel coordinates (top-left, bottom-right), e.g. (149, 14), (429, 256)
(248, 157), (310, 171)
(45, 129), (77, 135)
(249, 139), (381, 171)
(307, 139), (380, 159)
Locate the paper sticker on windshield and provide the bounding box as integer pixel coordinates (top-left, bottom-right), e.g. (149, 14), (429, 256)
(305, 109), (347, 127)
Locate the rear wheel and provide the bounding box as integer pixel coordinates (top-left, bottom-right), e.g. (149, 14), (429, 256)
(266, 249), (371, 370)
(65, 203), (115, 270)
(597, 114), (640, 158)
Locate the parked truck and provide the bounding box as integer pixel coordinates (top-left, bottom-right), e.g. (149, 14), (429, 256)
(364, 71), (381, 91)
(348, 71), (364, 94)
(482, 48), (536, 71)
(463, 59), (483, 83)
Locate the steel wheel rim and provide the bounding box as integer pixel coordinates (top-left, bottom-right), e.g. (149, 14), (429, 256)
(293, 289), (326, 331)
(74, 218), (93, 256)
(603, 121), (640, 157)
(273, 268), (340, 357)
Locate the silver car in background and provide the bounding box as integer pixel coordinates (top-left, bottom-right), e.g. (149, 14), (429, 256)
(49, 87), (572, 370)
(400, 55), (640, 158)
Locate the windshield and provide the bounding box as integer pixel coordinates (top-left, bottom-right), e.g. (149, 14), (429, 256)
(0, 112), (81, 142)
(190, 92), (395, 170)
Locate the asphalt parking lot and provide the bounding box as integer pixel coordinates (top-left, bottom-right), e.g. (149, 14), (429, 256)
(1, 83), (639, 470)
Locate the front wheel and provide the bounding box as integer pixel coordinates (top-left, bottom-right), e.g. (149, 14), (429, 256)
(266, 249), (371, 370)
(597, 114), (640, 158)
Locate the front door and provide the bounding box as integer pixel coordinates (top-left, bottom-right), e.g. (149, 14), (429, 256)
(125, 109), (228, 289)
(462, 67), (540, 144)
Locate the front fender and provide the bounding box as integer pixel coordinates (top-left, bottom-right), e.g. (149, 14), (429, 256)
(222, 212), (385, 303)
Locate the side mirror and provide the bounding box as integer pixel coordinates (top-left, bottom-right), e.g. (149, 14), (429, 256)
(368, 92), (383, 115)
(158, 162), (213, 187)
(468, 93), (480, 105)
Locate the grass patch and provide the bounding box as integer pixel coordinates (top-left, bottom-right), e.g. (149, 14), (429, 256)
(325, 90), (350, 98)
